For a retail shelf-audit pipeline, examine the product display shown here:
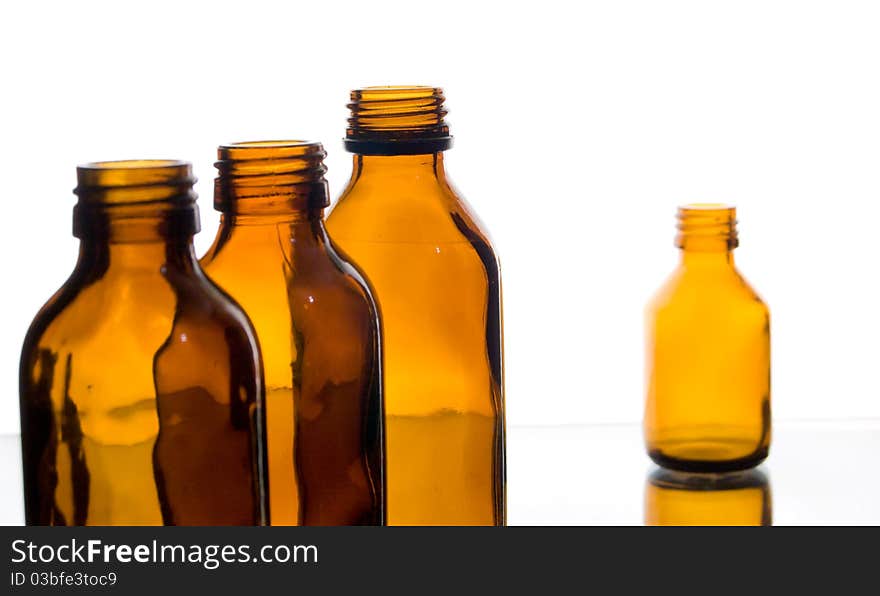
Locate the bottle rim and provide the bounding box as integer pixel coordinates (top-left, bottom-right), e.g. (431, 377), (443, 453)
(76, 159), (194, 186)
(74, 159), (197, 205)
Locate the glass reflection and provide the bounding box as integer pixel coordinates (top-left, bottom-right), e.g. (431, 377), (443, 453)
(645, 467), (772, 526)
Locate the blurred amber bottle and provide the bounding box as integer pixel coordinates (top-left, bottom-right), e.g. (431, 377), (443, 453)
(645, 205), (770, 472)
(645, 468), (772, 526)
(201, 141), (383, 525)
(19, 161), (267, 525)
(326, 86), (506, 526)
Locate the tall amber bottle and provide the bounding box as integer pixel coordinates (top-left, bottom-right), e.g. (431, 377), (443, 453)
(645, 205), (771, 472)
(327, 86), (506, 526)
(645, 468), (772, 526)
(201, 141), (383, 526)
(19, 161), (267, 525)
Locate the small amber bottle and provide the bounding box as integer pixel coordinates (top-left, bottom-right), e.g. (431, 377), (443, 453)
(201, 141), (384, 526)
(327, 86), (506, 526)
(645, 205), (770, 472)
(645, 468), (772, 526)
(19, 160), (267, 525)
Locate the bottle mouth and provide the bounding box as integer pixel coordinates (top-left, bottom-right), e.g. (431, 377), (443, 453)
(675, 203), (739, 250)
(75, 160), (197, 205)
(344, 86), (453, 155)
(214, 140), (329, 213)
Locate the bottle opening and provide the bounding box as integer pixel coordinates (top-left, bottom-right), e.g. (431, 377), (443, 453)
(214, 140), (329, 214)
(345, 86), (453, 155)
(75, 160), (196, 205)
(675, 203), (739, 250)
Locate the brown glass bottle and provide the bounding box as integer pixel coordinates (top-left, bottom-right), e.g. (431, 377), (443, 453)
(644, 205), (771, 472)
(645, 468), (772, 526)
(326, 87), (506, 526)
(19, 161), (267, 526)
(201, 141), (383, 526)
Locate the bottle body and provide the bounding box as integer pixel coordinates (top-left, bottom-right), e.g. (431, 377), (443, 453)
(645, 468), (772, 526)
(201, 142), (383, 526)
(19, 161), (266, 525)
(644, 205), (770, 472)
(327, 87), (505, 525)
(329, 154), (504, 525)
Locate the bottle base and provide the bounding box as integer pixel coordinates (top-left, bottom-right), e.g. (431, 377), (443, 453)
(648, 446), (769, 473)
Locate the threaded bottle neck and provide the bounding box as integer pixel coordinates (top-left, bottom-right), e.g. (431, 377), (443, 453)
(73, 160), (199, 241)
(214, 141), (329, 217)
(675, 204), (739, 252)
(344, 86), (453, 155)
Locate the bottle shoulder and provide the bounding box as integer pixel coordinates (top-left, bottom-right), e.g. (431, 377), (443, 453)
(328, 174), (498, 255)
(198, 225), (379, 391)
(21, 263), (255, 367)
(648, 264), (768, 317)
(200, 224), (378, 311)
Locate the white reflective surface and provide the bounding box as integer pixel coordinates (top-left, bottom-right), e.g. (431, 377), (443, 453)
(508, 420), (880, 525)
(2, 420), (878, 526)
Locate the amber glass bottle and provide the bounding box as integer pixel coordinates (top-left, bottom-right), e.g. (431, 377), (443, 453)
(327, 86), (506, 526)
(645, 205), (771, 472)
(19, 161), (266, 526)
(201, 141), (383, 526)
(645, 468), (772, 526)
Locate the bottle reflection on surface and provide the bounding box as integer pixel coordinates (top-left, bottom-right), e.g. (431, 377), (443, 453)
(645, 467), (772, 526)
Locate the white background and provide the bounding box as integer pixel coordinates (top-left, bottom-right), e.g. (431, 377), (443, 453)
(2, 0), (880, 436)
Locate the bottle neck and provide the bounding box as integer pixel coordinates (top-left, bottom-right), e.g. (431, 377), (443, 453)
(214, 193), (327, 220)
(77, 237), (198, 274)
(350, 152), (447, 186)
(680, 248), (735, 268)
(72, 160), (200, 274)
(220, 210), (325, 225)
(213, 180), (329, 253)
(213, 140), (330, 221)
(217, 211), (328, 245)
(675, 204), (738, 268)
